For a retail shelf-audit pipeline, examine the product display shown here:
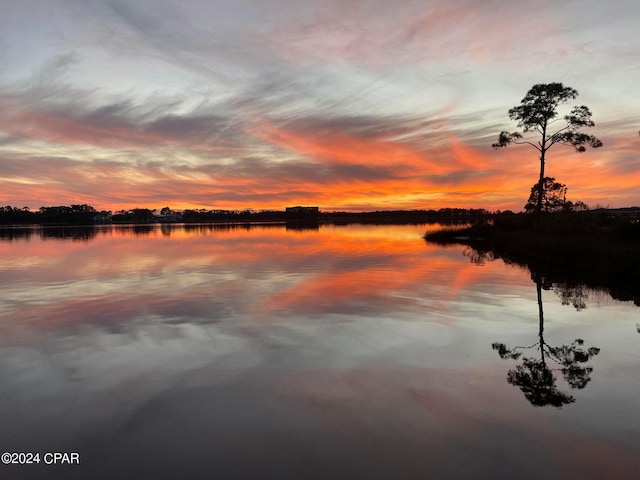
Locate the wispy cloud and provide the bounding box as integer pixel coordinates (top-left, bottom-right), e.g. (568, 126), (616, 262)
(0, 0), (639, 210)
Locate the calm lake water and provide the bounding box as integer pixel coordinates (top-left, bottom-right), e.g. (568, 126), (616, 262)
(1, 223), (638, 479)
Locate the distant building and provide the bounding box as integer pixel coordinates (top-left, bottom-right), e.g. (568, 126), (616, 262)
(155, 213), (183, 223)
(285, 206), (320, 217)
(93, 213), (113, 223)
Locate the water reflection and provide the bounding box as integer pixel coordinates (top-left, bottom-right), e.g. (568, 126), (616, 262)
(0, 223), (292, 243)
(459, 244), (604, 407)
(0, 226), (101, 242)
(0, 223), (638, 479)
(492, 274), (600, 408)
(554, 283), (589, 311)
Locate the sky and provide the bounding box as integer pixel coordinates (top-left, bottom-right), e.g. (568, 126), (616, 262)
(0, 0), (639, 212)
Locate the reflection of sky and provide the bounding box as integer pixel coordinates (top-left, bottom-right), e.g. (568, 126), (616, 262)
(0, 224), (533, 336)
(0, 224), (639, 479)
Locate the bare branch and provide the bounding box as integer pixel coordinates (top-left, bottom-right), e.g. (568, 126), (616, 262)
(513, 140), (541, 151)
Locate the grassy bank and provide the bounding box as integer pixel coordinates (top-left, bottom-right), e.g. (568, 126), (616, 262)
(425, 211), (640, 279)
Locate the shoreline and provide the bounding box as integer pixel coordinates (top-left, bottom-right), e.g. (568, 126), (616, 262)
(424, 218), (640, 305)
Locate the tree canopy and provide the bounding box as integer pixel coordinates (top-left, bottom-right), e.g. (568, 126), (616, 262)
(493, 83), (603, 152)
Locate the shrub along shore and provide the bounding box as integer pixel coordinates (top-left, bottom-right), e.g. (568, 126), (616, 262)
(424, 211), (640, 306)
(425, 211), (640, 301)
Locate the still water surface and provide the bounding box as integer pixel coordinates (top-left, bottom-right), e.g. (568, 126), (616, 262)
(0, 223), (638, 479)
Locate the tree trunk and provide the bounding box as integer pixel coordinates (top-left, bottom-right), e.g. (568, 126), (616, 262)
(536, 274), (546, 367)
(535, 150), (545, 231)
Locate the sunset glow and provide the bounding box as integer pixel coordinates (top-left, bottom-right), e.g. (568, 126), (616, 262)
(1, 1), (638, 211)
(0, 223), (532, 338)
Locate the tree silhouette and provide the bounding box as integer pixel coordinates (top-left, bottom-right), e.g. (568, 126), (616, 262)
(492, 274), (600, 408)
(524, 177), (569, 213)
(492, 83), (602, 228)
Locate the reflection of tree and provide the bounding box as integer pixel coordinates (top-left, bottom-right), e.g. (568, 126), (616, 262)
(553, 283), (588, 311)
(493, 274), (599, 408)
(462, 247), (494, 265)
(40, 226), (98, 242)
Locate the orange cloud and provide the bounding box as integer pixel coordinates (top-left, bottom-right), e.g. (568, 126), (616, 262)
(250, 117), (445, 174)
(1, 88), (638, 212)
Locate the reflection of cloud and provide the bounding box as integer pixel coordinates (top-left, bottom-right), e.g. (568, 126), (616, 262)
(0, 224), (534, 340)
(1, 223), (639, 477)
(2, 318), (637, 479)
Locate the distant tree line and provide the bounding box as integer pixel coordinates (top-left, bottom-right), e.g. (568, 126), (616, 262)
(1, 204), (494, 226)
(0, 204), (109, 225)
(4, 200), (637, 228)
(323, 208), (490, 225)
